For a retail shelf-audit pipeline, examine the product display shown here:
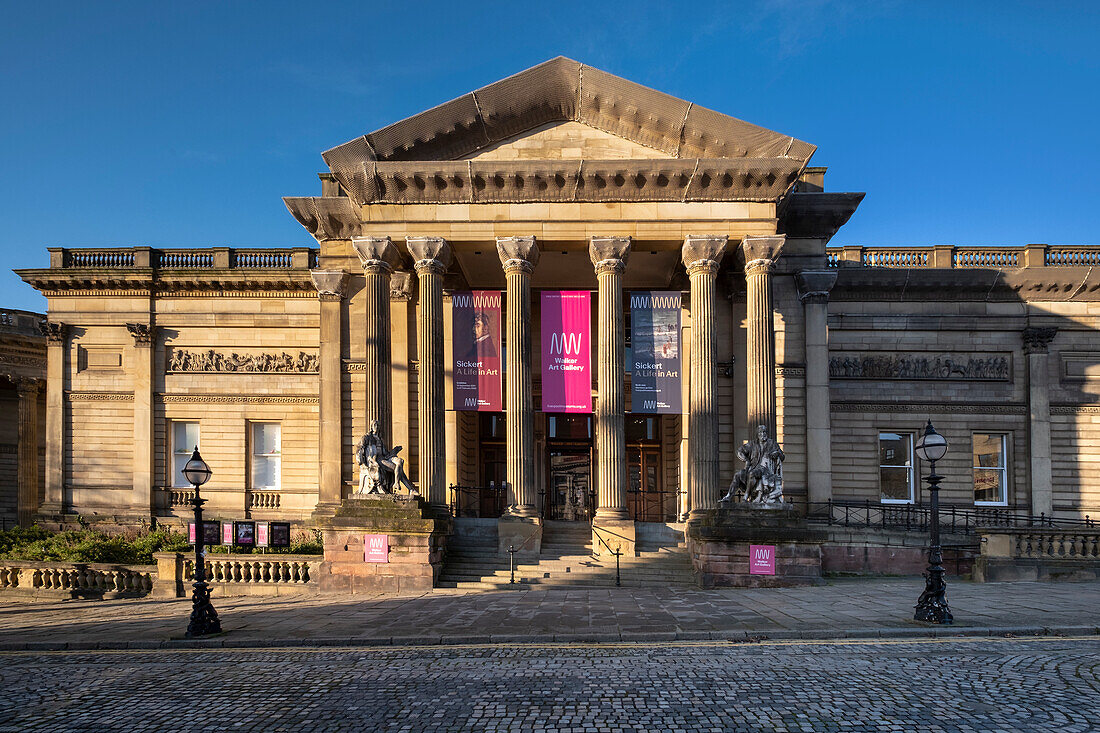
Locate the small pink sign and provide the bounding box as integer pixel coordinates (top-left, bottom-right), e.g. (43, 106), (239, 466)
(188, 523), (196, 543)
(256, 522), (269, 548)
(750, 545), (776, 575)
(222, 522), (234, 545)
(364, 534), (389, 563)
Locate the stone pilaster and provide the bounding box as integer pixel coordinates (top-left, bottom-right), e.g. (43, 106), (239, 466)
(126, 323), (156, 518)
(14, 377), (42, 527)
(39, 321), (66, 514)
(742, 235), (785, 436)
(408, 236), (452, 511)
(389, 272), (416, 486)
(590, 236), (634, 555)
(797, 270), (838, 509)
(311, 270), (349, 509)
(1023, 326), (1057, 517)
(351, 236), (402, 441)
(497, 236), (540, 521)
(683, 235), (728, 519)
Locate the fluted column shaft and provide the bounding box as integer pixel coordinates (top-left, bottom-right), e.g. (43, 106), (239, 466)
(352, 237), (401, 440)
(498, 236), (540, 517)
(15, 378), (41, 527)
(591, 237), (631, 521)
(682, 236), (727, 518)
(409, 237), (452, 509)
(742, 235), (785, 437)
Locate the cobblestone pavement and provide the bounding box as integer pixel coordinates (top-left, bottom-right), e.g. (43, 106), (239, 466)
(0, 636), (1097, 731)
(1, 579), (1099, 649)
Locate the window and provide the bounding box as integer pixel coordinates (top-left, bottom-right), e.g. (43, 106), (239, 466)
(171, 422), (199, 488)
(973, 433), (1008, 505)
(250, 422), (281, 490)
(879, 432), (915, 503)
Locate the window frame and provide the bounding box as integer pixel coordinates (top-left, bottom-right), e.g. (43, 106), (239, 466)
(972, 432), (1009, 507)
(249, 421), (282, 491)
(878, 430), (916, 505)
(170, 421), (200, 489)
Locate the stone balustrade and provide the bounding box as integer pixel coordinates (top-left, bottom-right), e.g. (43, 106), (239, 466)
(0, 560), (155, 599)
(154, 552), (321, 598)
(827, 244), (1100, 269)
(48, 246), (317, 270)
(974, 527), (1100, 582)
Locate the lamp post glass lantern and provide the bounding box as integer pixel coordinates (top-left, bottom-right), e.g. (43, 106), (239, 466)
(913, 421), (953, 624)
(184, 447), (221, 637)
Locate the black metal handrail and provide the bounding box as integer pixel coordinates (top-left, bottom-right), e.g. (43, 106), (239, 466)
(809, 499), (1096, 536)
(591, 528), (623, 587)
(449, 484), (507, 518)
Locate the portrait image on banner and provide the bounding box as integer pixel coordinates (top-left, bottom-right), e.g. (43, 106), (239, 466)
(541, 290), (592, 413)
(451, 291), (502, 411)
(630, 291), (682, 414)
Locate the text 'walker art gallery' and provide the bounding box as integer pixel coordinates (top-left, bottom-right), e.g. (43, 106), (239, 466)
(6, 57), (1100, 597)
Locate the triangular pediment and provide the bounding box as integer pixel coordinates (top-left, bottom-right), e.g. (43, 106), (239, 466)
(461, 121), (668, 161)
(318, 57), (817, 206)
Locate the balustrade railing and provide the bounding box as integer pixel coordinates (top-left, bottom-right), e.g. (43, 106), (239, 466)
(183, 554), (318, 586)
(1009, 529), (1100, 559)
(0, 560), (155, 595)
(953, 249), (1019, 268)
(862, 249), (930, 268)
(52, 247), (316, 270)
(68, 249), (135, 268)
(158, 250), (214, 268)
(827, 244), (1100, 269)
(246, 490), (281, 510)
(234, 250), (293, 268)
(1046, 247), (1100, 267)
(809, 499), (1094, 536)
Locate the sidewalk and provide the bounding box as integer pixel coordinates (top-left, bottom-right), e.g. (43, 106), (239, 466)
(1, 577), (1098, 650)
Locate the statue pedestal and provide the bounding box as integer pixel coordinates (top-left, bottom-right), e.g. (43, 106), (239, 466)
(686, 503), (826, 588)
(316, 496), (451, 594)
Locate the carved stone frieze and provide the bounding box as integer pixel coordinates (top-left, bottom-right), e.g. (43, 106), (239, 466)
(167, 349), (319, 373)
(830, 401), (1027, 415)
(829, 353), (1010, 381)
(158, 393), (319, 404)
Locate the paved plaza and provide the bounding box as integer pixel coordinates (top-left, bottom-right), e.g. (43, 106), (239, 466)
(1, 578), (1098, 649)
(0, 636), (1098, 731)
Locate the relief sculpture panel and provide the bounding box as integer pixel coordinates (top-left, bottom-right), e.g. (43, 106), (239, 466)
(167, 348), (319, 373)
(829, 352), (1011, 381)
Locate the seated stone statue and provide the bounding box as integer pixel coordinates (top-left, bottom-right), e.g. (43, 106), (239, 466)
(722, 424), (786, 506)
(354, 419), (417, 496)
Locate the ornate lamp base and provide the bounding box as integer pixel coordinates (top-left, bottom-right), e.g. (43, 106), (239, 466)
(914, 570), (953, 624)
(186, 582), (222, 637)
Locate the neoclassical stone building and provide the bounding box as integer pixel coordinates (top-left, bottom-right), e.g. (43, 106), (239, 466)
(12, 57), (1100, 547)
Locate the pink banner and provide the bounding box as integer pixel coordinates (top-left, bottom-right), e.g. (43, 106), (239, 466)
(750, 545), (776, 575)
(541, 291), (592, 413)
(452, 291), (503, 411)
(364, 534), (389, 563)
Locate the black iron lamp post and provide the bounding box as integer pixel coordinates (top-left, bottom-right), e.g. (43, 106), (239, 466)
(913, 420), (953, 624)
(182, 447), (222, 637)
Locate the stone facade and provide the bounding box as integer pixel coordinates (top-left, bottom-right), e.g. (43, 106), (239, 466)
(9, 59), (1100, 587)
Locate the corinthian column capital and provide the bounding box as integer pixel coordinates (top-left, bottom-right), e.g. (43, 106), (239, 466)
(352, 236), (402, 274)
(796, 270), (838, 304)
(742, 235), (785, 274)
(589, 236), (631, 275)
(682, 235), (728, 275)
(310, 270), (350, 302)
(497, 236), (539, 274)
(407, 236), (452, 275)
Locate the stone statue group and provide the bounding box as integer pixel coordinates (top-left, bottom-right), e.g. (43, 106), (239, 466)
(353, 419), (417, 496)
(722, 424), (786, 507)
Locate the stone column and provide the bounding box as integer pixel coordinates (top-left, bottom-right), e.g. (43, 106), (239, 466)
(351, 236), (402, 440)
(408, 236), (452, 511)
(590, 236), (635, 554)
(797, 270), (838, 510)
(389, 272), (416, 483)
(497, 236), (542, 556)
(497, 236), (539, 516)
(683, 235), (728, 519)
(311, 270), (349, 511)
(742, 235), (785, 436)
(14, 377), (42, 527)
(39, 321), (67, 514)
(126, 323), (156, 518)
(1023, 326), (1057, 517)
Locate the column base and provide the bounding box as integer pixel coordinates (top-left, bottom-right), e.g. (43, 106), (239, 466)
(497, 516), (542, 559)
(591, 519), (636, 557)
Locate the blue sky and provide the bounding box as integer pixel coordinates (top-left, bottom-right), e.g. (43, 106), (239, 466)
(2, 1), (1098, 313)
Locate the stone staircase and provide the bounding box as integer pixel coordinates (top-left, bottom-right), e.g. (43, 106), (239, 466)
(437, 519), (695, 591)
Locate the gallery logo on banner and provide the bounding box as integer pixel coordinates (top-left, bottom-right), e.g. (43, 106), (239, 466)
(629, 291), (682, 413)
(541, 290), (592, 413)
(451, 290), (502, 411)
(749, 545), (776, 575)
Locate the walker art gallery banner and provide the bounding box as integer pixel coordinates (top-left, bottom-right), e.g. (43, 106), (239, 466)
(541, 290), (592, 413)
(630, 291), (682, 414)
(452, 290), (502, 411)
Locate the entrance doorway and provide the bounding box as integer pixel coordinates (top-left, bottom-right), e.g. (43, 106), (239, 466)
(545, 414), (593, 521)
(626, 415), (674, 522)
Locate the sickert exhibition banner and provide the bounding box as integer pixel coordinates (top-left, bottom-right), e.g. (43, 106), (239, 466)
(541, 290), (592, 413)
(630, 291), (682, 413)
(451, 291), (502, 411)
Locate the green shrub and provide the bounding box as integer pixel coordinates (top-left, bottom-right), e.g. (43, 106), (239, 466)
(0, 525), (190, 564)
